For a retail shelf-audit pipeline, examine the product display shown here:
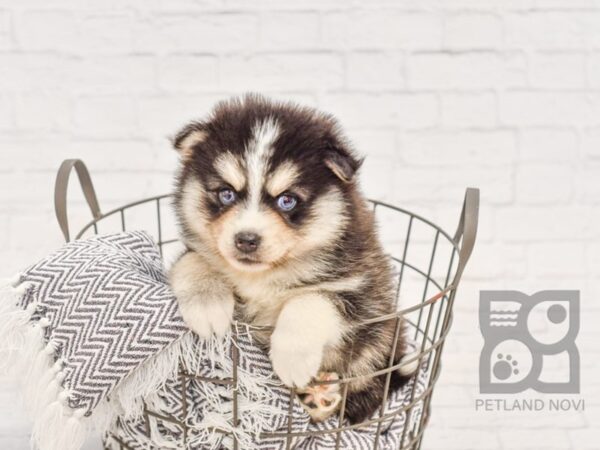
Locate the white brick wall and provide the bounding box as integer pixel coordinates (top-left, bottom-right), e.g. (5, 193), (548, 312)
(0, 1), (599, 448)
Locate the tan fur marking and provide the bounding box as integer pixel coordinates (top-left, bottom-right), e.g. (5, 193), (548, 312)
(324, 158), (352, 183)
(177, 130), (207, 160)
(214, 205), (299, 273)
(214, 152), (246, 191)
(266, 161), (300, 196)
(289, 187), (348, 258)
(181, 178), (209, 237)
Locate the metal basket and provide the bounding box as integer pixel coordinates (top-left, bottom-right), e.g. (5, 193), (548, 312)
(54, 159), (479, 450)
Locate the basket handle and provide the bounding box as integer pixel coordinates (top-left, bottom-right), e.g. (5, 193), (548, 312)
(54, 159), (102, 242)
(452, 187), (479, 285)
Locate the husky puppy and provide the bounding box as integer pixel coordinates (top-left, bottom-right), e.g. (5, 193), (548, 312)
(169, 95), (416, 424)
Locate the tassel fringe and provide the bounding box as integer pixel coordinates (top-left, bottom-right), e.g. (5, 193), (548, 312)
(0, 276), (288, 450)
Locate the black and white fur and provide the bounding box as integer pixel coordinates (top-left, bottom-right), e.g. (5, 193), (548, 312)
(169, 95), (417, 424)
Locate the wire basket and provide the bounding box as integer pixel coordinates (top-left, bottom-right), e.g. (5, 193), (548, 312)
(54, 159), (479, 450)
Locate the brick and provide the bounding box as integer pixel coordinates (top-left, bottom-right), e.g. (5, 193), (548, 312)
(0, 94), (13, 129)
(0, 173), (55, 207)
(440, 92), (497, 128)
(80, 14), (136, 53)
(91, 171), (173, 202)
(15, 93), (70, 131)
(582, 128), (600, 158)
(528, 242), (586, 278)
(69, 140), (162, 171)
(519, 128), (578, 162)
(402, 130), (517, 166)
(16, 10), (78, 51)
(530, 52), (586, 88)
(588, 52), (600, 89)
(569, 429), (600, 450)
(259, 12), (319, 50)
(500, 430), (570, 449)
(495, 207), (599, 242)
(322, 11), (442, 50)
(499, 92), (600, 126)
(444, 12), (503, 50)
(8, 211), (64, 251)
(134, 14), (258, 52)
(220, 53), (344, 91)
(258, 0), (352, 8)
(407, 52), (527, 89)
(515, 164), (573, 204)
(157, 55), (218, 92)
(359, 156), (396, 202)
(17, 11), (136, 54)
(0, 10), (11, 49)
(461, 242), (527, 279)
(0, 214), (7, 249)
(505, 12), (600, 50)
(0, 54), (72, 91)
(150, 0), (232, 9)
(137, 93), (227, 138)
(346, 52), (404, 90)
(574, 164), (600, 204)
(422, 427), (501, 450)
(393, 165), (513, 204)
(0, 134), (70, 171)
(348, 129), (397, 159)
(320, 93), (438, 128)
(70, 56), (157, 94)
(73, 96), (137, 137)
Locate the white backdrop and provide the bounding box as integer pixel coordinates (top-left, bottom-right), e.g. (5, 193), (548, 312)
(1, 0), (599, 449)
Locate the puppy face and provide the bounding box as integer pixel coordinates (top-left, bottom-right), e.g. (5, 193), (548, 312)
(173, 96), (362, 274)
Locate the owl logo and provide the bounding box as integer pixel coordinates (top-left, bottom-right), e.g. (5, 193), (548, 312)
(479, 290), (579, 394)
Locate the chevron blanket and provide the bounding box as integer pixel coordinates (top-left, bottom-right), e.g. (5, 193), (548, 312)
(0, 231), (428, 450)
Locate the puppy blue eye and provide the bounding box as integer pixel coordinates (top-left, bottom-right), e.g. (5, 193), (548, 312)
(276, 194), (297, 211)
(218, 188), (237, 205)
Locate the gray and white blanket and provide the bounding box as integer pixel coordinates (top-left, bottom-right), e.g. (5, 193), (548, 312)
(0, 231), (427, 450)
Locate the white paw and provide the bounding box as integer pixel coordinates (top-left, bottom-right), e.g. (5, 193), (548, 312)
(270, 327), (322, 388)
(179, 294), (234, 339)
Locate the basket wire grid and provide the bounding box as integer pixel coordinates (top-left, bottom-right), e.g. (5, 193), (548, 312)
(54, 159), (479, 450)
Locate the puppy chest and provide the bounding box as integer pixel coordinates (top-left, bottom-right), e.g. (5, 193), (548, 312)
(233, 283), (287, 327)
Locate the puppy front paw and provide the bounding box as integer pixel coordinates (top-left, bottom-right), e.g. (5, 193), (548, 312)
(270, 327), (322, 388)
(178, 293), (234, 339)
(297, 372), (342, 422)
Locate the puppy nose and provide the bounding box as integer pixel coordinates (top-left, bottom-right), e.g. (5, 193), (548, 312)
(235, 232), (261, 253)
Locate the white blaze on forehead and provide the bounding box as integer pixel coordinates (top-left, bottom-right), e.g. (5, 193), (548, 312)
(266, 161), (300, 196)
(246, 118), (280, 207)
(214, 152), (245, 191)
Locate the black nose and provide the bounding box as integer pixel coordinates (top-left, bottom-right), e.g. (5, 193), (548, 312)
(235, 232), (261, 254)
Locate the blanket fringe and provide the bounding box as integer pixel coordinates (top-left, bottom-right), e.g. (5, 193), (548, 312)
(0, 276), (88, 450)
(0, 276), (290, 450)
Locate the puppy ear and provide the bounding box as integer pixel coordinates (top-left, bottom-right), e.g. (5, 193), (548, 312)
(172, 122), (207, 160)
(324, 145), (363, 183)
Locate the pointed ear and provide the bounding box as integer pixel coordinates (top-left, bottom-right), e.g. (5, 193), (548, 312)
(172, 122), (208, 161)
(324, 145), (363, 183)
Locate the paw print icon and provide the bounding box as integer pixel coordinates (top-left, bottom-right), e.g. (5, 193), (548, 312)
(479, 290), (579, 394)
